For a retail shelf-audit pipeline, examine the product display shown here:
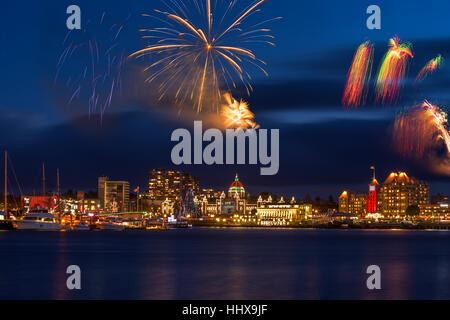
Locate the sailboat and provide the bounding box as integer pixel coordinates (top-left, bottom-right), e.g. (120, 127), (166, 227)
(0, 151), (16, 230)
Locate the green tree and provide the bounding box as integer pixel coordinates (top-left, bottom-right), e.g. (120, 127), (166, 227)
(405, 205), (420, 217)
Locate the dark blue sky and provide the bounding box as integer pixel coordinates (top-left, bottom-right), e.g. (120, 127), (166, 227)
(1, 0), (450, 198)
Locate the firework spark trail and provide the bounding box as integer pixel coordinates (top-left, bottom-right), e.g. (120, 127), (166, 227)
(375, 37), (413, 105)
(129, 0), (280, 113)
(393, 100), (450, 158)
(55, 13), (128, 120)
(415, 55), (443, 83)
(342, 41), (374, 108)
(221, 93), (259, 129)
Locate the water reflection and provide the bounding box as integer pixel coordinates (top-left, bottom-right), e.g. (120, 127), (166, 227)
(1, 229), (450, 299)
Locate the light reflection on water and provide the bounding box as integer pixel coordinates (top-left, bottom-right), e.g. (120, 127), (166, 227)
(0, 228), (450, 299)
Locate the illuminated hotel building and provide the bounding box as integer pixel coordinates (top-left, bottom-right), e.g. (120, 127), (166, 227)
(380, 172), (429, 217)
(338, 191), (367, 217)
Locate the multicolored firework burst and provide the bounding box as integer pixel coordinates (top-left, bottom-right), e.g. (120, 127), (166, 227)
(415, 54), (443, 83)
(342, 41), (374, 108)
(393, 101), (450, 172)
(221, 93), (259, 129)
(129, 0), (280, 113)
(375, 36), (413, 105)
(55, 13), (128, 120)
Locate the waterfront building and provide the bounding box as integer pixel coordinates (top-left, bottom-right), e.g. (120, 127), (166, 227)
(367, 177), (381, 214)
(78, 198), (101, 214)
(98, 177), (130, 213)
(148, 169), (199, 200)
(148, 169), (182, 200)
(200, 188), (222, 200)
(182, 173), (200, 195)
(195, 174), (258, 217)
(162, 198), (177, 217)
(21, 195), (58, 211)
(257, 201), (312, 226)
(228, 174), (246, 198)
(338, 191), (367, 217)
(419, 203), (449, 218)
(380, 172), (429, 217)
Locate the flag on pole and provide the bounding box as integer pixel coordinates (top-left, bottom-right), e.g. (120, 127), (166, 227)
(133, 186), (139, 193)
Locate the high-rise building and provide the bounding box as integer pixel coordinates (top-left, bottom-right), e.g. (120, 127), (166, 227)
(98, 177), (130, 212)
(148, 169), (182, 200)
(380, 172), (429, 217)
(339, 191), (367, 216)
(148, 169), (199, 200)
(182, 173), (200, 195)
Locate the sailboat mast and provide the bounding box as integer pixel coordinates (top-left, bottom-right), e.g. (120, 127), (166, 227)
(4, 150), (7, 215)
(57, 168), (60, 196)
(42, 162), (46, 196)
(57, 168), (60, 214)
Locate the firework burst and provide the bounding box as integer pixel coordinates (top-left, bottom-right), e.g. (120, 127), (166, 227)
(221, 93), (259, 129)
(342, 41), (374, 108)
(129, 0), (280, 113)
(375, 36), (413, 105)
(393, 101), (450, 162)
(55, 13), (128, 120)
(415, 55), (443, 83)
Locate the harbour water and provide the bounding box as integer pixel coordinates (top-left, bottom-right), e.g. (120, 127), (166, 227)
(1, 228), (450, 300)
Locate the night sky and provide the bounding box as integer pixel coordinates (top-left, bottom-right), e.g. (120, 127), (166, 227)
(1, 0), (450, 198)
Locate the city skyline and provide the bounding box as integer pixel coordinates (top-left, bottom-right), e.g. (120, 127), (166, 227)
(5, 163), (447, 204)
(1, 0), (450, 200)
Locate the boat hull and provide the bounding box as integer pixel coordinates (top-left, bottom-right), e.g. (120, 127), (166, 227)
(97, 223), (125, 231)
(0, 220), (15, 230)
(16, 220), (63, 231)
(72, 224), (91, 231)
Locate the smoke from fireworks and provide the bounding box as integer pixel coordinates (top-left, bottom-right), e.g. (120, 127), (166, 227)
(393, 100), (450, 175)
(221, 93), (259, 129)
(342, 41), (374, 108)
(375, 37), (413, 105)
(415, 55), (443, 83)
(55, 13), (128, 120)
(128, 0), (279, 113)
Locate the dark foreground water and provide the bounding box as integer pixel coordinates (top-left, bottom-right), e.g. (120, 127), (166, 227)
(1, 228), (450, 299)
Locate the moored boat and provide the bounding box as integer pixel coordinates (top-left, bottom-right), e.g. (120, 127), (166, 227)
(96, 217), (125, 231)
(16, 209), (63, 231)
(0, 211), (15, 230)
(72, 222), (91, 231)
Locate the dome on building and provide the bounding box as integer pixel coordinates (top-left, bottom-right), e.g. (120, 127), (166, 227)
(228, 174), (246, 198)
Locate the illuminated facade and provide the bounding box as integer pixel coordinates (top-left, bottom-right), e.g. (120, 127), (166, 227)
(338, 191), (367, 217)
(257, 201), (312, 226)
(195, 174), (259, 217)
(380, 172), (429, 217)
(21, 195), (58, 211)
(367, 177), (380, 213)
(419, 203), (449, 217)
(148, 169), (199, 200)
(98, 177), (130, 212)
(148, 169), (182, 200)
(228, 174), (246, 198)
